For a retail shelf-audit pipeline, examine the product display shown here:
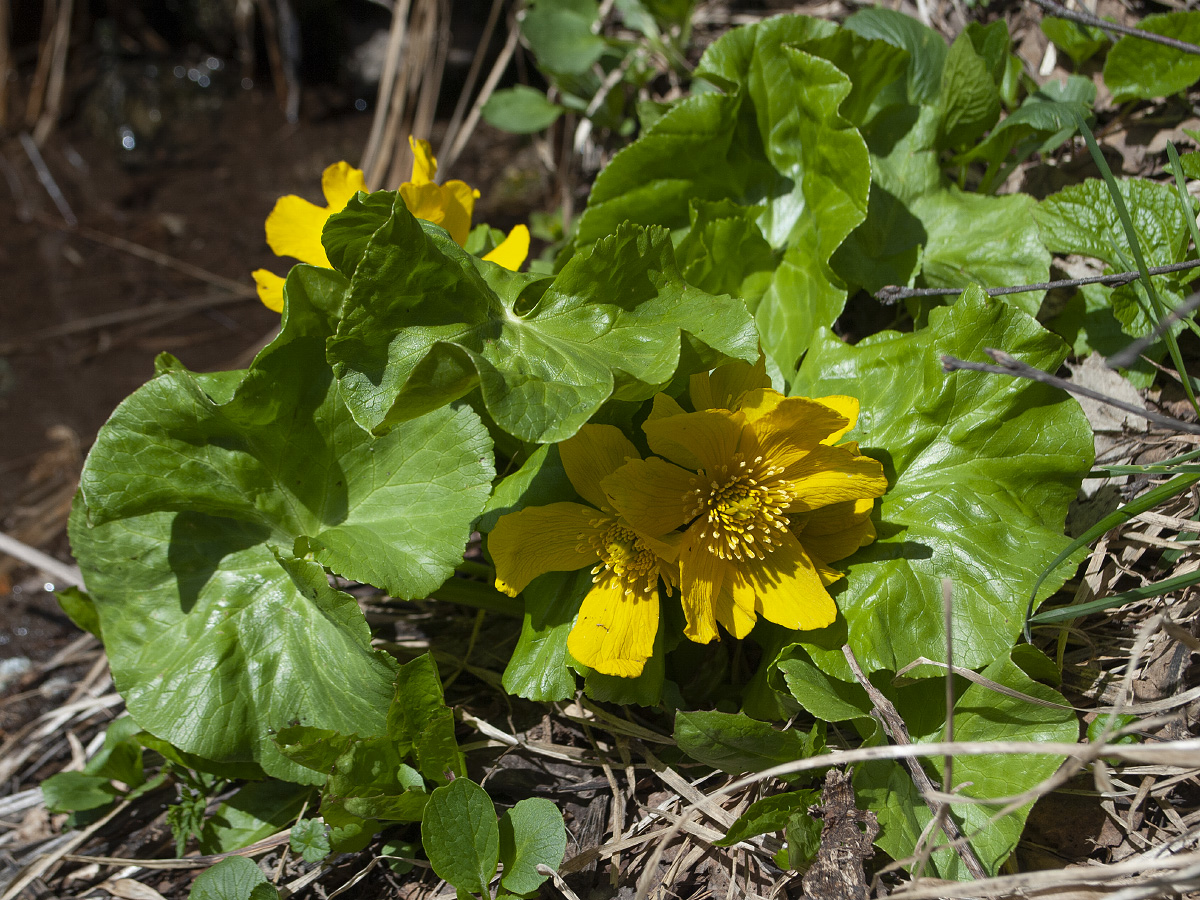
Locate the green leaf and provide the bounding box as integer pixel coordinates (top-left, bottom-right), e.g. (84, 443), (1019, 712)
(169, 788), (210, 856)
(575, 15), (870, 372)
(498, 798), (568, 893)
(773, 645), (871, 723)
(911, 189), (1049, 315)
(198, 780), (311, 855)
(674, 200), (776, 302)
(327, 199), (757, 442)
(855, 652), (1078, 878)
(483, 86), (565, 133)
(500, 570), (584, 702)
(522, 0), (607, 75)
(422, 779), (500, 895)
(1036, 178), (1196, 339)
(70, 273), (493, 780)
(41, 772), (116, 813)
(56, 586), (101, 639)
(1041, 16), (1108, 66)
(791, 287), (1093, 680)
(1104, 12), (1200, 102)
(673, 711), (819, 779)
(188, 857), (277, 900)
(323, 805), (379, 854)
(835, 96), (1049, 306)
(480, 444), (573, 535)
(85, 716), (144, 787)
(715, 790), (818, 846)
(276, 654), (455, 821)
(784, 811), (822, 871)
(139, 733), (266, 783)
(844, 8), (947, 104)
(289, 818), (332, 863)
(939, 31), (1001, 150)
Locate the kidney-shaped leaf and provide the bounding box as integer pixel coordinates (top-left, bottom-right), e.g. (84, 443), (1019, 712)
(573, 15), (870, 373)
(791, 287), (1093, 680)
(325, 197), (757, 443)
(70, 271), (494, 779)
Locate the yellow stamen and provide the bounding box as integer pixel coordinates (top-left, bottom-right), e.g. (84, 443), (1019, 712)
(588, 523), (659, 597)
(683, 453), (794, 562)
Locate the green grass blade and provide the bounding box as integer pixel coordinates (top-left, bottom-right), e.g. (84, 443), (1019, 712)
(1073, 110), (1200, 419)
(1030, 566), (1200, 625)
(1023, 472), (1200, 639)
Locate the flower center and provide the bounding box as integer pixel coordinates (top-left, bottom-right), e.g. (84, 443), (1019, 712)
(587, 521), (658, 596)
(686, 454), (792, 561)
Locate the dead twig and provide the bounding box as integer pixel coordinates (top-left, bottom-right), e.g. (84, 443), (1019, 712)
(842, 643), (988, 881)
(940, 349), (1200, 437)
(876, 258), (1200, 304)
(1028, 0), (1200, 56)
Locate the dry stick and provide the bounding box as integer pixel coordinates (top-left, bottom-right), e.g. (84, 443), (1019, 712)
(31, 0), (71, 145)
(0, 0), (11, 130)
(1028, 0), (1200, 56)
(439, 12), (522, 174)
(19, 131), (75, 226)
(841, 644), (989, 881)
(31, 212), (256, 297)
(62, 831), (294, 871)
(941, 348), (1200, 436)
(361, 0), (412, 188)
(253, 0), (290, 117)
(0, 530), (82, 587)
(409, 0), (449, 171)
(23, 0), (57, 127)
(877, 258), (1200, 304)
(436, 0), (505, 168)
(0, 293), (249, 355)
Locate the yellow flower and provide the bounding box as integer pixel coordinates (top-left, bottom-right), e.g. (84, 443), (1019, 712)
(603, 360), (887, 645)
(487, 426), (678, 678)
(252, 137), (530, 312)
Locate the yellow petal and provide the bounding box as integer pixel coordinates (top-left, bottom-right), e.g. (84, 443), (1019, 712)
(440, 180), (479, 246)
(321, 161), (367, 212)
(252, 269), (286, 313)
(483, 224), (530, 271)
(814, 395), (859, 444)
(690, 357), (770, 411)
(644, 408), (744, 475)
(744, 394), (850, 470)
(646, 392), (688, 425)
(800, 515), (876, 565)
(601, 457), (697, 538)
(784, 445), (888, 512)
(488, 503), (605, 596)
(801, 497), (874, 536)
(559, 424), (640, 511)
(408, 136), (438, 185)
(678, 525), (726, 643)
(567, 573), (658, 678)
(400, 182), (448, 226)
(716, 576), (758, 638)
(264, 194), (333, 267)
(740, 529), (837, 631)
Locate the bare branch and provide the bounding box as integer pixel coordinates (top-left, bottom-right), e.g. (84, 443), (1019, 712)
(940, 349), (1200, 436)
(1028, 0), (1200, 56)
(876, 259), (1200, 304)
